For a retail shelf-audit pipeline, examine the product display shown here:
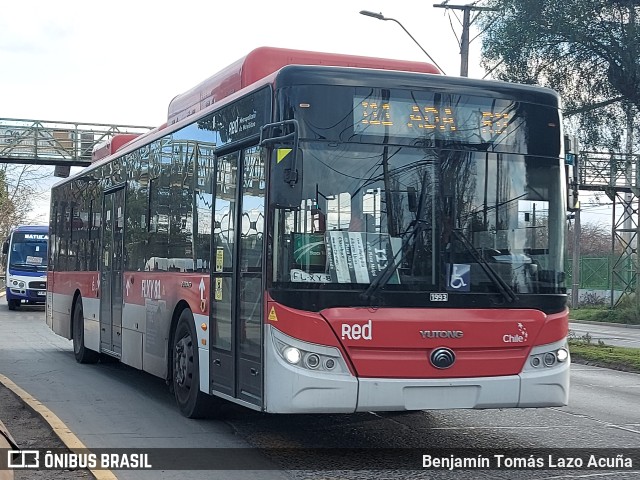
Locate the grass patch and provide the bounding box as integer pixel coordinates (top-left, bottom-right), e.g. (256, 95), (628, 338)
(568, 338), (640, 373)
(569, 307), (613, 322)
(570, 301), (640, 325)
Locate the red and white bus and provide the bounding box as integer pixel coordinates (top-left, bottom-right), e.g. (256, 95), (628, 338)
(47, 47), (570, 417)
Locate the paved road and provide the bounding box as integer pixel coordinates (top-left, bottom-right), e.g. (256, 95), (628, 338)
(0, 305), (639, 479)
(570, 320), (640, 348)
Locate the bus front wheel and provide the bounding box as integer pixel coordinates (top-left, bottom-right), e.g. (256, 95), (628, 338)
(172, 309), (208, 418)
(7, 299), (19, 310)
(72, 297), (99, 364)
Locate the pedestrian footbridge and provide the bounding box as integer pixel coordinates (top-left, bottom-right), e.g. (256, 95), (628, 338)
(0, 117), (153, 173)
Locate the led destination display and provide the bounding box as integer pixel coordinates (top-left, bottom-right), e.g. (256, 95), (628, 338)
(354, 94), (520, 144)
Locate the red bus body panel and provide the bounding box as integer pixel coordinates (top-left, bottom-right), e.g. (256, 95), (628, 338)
(91, 133), (142, 162)
(267, 300), (568, 379)
(167, 46), (440, 125)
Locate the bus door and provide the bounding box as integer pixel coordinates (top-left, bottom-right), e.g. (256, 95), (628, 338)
(100, 186), (125, 357)
(210, 146), (265, 407)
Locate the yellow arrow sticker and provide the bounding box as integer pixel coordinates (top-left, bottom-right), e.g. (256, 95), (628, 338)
(268, 306), (278, 322)
(276, 148), (292, 164)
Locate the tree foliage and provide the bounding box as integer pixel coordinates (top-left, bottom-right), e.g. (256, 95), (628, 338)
(478, 0), (640, 151)
(0, 164), (50, 243)
(567, 220), (614, 256)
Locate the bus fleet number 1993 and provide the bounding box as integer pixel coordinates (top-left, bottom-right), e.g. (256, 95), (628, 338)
(430, 293), (448, 302)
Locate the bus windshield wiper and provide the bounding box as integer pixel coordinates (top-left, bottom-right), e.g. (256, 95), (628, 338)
(451, 229), (518, 303)
(360, 219), (427, 301)
(362, 169), (431, 302)
(10, 263), (38, 271)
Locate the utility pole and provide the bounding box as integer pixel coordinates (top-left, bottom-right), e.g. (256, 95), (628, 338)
(571, 209), (581, 309)
(433, 3), (496, 77)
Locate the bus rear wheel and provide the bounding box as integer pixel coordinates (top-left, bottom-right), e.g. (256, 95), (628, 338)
(72, 297), (99, 364)
(172, 309), (208, 418)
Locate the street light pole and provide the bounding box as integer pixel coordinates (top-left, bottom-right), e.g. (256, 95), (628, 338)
(359, 10), (447, 75)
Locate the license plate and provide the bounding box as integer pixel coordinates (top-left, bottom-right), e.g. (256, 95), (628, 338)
(37, 291), (46, 296)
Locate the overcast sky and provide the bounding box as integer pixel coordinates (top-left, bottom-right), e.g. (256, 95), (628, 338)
(1, 1), (486, 222)
(0, 1), (485, 126)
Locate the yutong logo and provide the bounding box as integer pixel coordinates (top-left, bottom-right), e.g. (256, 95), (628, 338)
(419, 330), (464, 339)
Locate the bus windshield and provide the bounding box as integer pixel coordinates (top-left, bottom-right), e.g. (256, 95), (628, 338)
(9, 232), (48, 272)
(270, 87), (565, 301)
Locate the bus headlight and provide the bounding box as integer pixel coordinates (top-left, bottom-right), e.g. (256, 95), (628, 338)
(556, 347), (569, 362)
(526, 341), (570, 370)
(304, 353), (321, 369)
(283, 347), (301, 365)
(271, 328), (350, 375)
(543, 352), (556, 366)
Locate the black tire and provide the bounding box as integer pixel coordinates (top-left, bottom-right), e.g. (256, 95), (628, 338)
(7, 299), (18, 310)
(72, 297), (99, 364)
(172, 309), (209, 418)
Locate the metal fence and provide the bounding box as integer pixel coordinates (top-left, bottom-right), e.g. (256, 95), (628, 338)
(565, 256), (634, 290)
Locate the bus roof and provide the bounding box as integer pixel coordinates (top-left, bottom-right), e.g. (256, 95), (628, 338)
(91, 134), (143, 162)
(11, 225), (48, 233)
(167, 46), (440, 126)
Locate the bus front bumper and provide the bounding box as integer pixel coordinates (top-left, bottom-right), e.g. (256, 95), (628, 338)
(264, 330), (569, 413)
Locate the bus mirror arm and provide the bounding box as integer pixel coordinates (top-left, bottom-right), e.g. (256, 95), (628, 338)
(260, 120), (300, 186)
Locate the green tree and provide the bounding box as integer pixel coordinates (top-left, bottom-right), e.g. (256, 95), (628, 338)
(0, 164), (50, 243)
(567, 220), (615, 256)
(479, 0), (639, 150)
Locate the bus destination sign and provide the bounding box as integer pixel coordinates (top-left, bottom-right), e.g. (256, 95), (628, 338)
(354, 95), (519, 144)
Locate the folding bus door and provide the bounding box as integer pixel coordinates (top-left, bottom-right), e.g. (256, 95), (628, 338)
(100, 186), (125, 357)
(210, 146), (265, 407)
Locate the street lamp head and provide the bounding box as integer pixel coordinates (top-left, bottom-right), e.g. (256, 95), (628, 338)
(358, 9), (446, 74)
(359, 10), (386, 20)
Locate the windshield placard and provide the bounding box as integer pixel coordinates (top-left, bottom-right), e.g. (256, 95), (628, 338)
(325, 232), (400, 284)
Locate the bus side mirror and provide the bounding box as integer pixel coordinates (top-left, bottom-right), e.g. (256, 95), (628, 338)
(2, 241), (8, 255)
(260, 120), (300, 186)
(268, 148), (303, 207)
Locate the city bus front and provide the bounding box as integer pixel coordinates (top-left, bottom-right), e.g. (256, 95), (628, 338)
(3, 229), (48, 310)
(263, 67), (569, 413)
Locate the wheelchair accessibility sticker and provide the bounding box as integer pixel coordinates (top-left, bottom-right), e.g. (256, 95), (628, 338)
(447, 264), (470, 291)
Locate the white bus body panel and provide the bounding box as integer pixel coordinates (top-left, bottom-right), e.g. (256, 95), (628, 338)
(263, 326), (569, 413)
(264, 325), (358, 413)
(50, 292), (73, 339)
(83, 297), (101, 352)
(194, 312), (209, 394)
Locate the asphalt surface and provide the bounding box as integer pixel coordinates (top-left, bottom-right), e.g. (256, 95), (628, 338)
(0, 300), (639, 479)
(569, 320), (640, 348)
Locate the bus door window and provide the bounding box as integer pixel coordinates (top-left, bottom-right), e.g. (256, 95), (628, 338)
(237, 145), (265, 402)
(211, 151), (239, 353)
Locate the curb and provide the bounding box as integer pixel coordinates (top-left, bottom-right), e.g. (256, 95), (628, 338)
(0, 374), (117, 480)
